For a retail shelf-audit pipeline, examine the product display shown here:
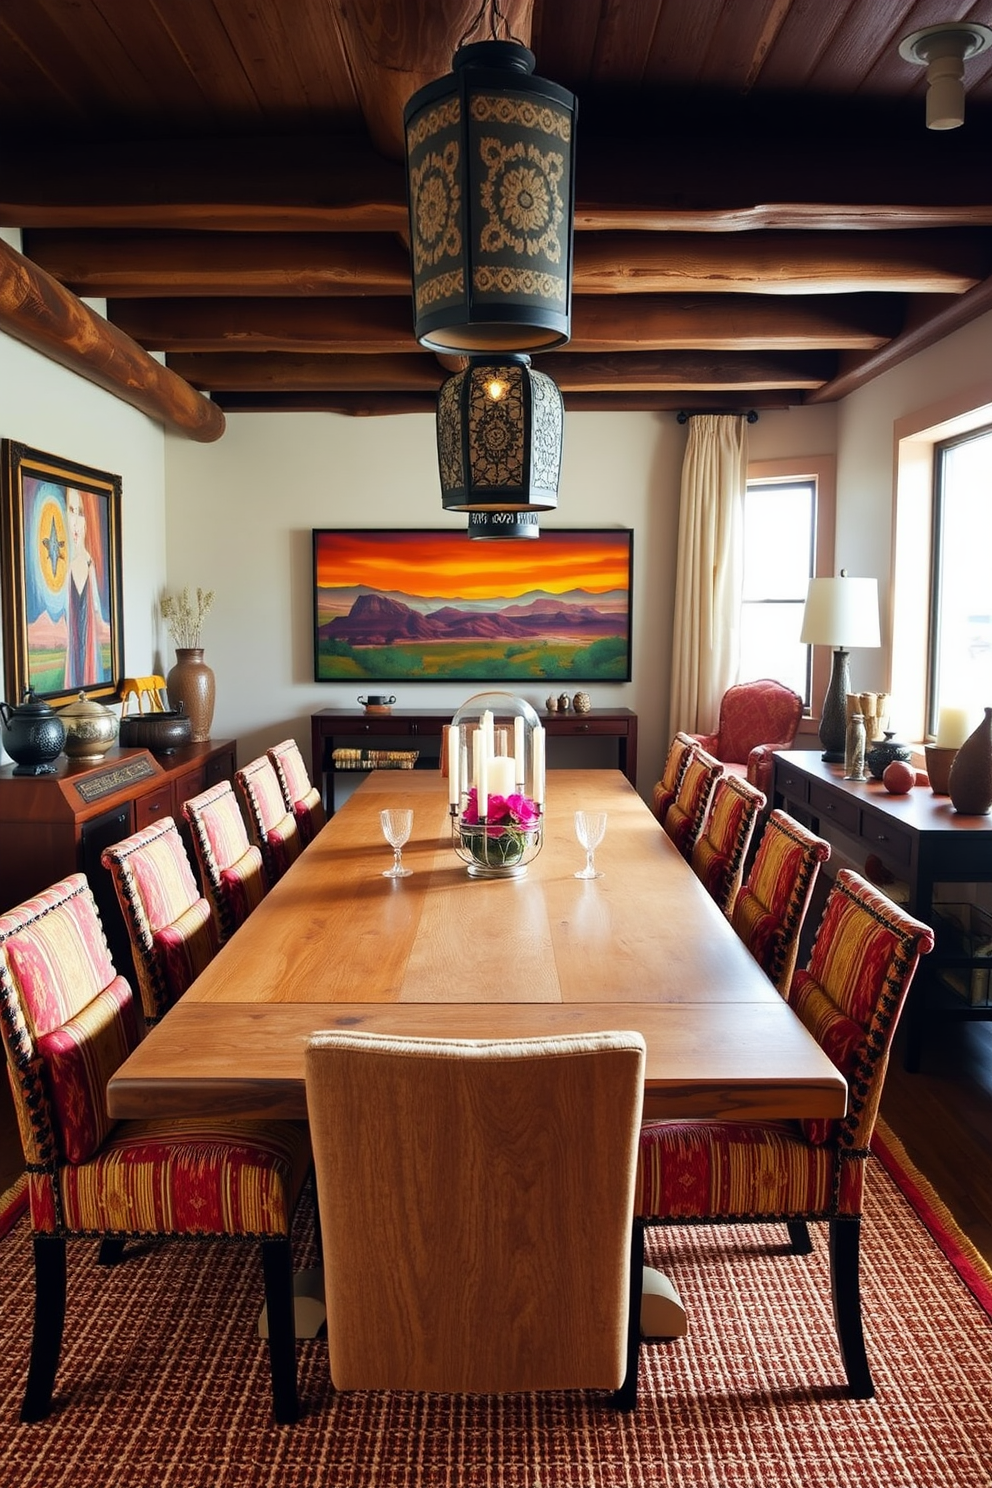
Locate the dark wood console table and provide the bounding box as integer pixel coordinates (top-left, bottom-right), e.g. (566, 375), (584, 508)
(311, 707), (638, 815)
(773, 750), (992, 1069)
(0, 738), (236, 980)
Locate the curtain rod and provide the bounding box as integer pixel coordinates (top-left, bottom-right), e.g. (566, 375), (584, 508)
(676, 410), (759, 424)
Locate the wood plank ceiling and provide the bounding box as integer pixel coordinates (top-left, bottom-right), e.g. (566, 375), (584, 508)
(2, 0), (992, 428)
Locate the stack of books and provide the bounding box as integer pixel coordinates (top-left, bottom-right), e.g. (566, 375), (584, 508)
(331, 748), (420, 771)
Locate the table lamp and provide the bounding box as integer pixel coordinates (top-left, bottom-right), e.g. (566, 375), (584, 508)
(800, 571), (880, 762)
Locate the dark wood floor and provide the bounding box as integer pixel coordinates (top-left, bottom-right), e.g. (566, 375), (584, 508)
(3, 1001), (991, 1266)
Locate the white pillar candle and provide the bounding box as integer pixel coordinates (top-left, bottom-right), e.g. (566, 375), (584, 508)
(482, 709), (495, 762)
(513, 716), (525, 786)
(447, 725), (459, 807)
(488, 755), (516, 799)
(532, 725), (545, 806)
(936, 706), (970, 748)
(477, 746), (489, 819)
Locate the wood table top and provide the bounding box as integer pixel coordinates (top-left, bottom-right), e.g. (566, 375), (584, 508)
(107, 769), (847, 1123)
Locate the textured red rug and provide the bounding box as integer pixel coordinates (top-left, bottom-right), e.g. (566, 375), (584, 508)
(1, 1133), (991, 1488)
(0, 1175), (26, 1241)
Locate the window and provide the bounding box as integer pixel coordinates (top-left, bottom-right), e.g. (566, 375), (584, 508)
(929, 425), (992, 735)
(741, 478), (816, 706)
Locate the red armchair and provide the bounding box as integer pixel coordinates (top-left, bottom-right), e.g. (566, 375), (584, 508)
(691, 678), (803, 797)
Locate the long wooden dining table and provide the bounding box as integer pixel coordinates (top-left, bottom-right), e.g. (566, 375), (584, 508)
(106, 769), (847, 1124)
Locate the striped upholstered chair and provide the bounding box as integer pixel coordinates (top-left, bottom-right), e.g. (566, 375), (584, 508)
(182, 780), (268, 943)
(662, 746), (723, 859)
(267, 738), (326, 847)
(651, 732), (696, 825)
(634, 869), (934, 1399)
(102, 817), (219, 1024)
(689, 773), (766, 917)
(0, 874), (310, 1423)
(235, 755), (302, 885)
(731, 809), (832, 995)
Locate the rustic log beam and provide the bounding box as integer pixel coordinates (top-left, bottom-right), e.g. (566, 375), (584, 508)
(0, 238), (224, 442)
(210, 389), (802, 416)
(22, 231), (412, 297)
(109, 292), (901, 354)
(165, 349), (833, 394)
(26, 228), (986, 300)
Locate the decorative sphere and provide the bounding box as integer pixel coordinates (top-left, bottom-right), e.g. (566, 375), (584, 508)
(882, 760), (916, 794)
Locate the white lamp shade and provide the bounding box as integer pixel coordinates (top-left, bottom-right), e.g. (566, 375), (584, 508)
(800, 576), (880, 648)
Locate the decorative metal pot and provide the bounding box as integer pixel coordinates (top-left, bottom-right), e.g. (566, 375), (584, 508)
(59, 691), (119, 762)
(0, 689), (67, 775)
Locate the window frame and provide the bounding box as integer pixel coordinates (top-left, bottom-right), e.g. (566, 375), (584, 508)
(745, 455), (835, 737)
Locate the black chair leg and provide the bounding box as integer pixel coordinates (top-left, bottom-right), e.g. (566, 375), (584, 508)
(97, 1237), (127, 1266)
(21, 1235), (67, 1422)
(787, 1220), (813, 1254)
(829, 1217), (873, 1399)
(612, 1218), (644, 1411)
(261, 1238), (299, 1424)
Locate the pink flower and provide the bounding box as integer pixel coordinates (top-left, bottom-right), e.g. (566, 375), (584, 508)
(462, 787), (480, 825)
(507, 792), (540, 828)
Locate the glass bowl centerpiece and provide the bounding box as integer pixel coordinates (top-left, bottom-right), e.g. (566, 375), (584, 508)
(448, 693), (545, 879)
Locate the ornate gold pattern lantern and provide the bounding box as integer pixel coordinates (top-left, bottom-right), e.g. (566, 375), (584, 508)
(437, 355), (562, 513)
(404, 37), (577, 353)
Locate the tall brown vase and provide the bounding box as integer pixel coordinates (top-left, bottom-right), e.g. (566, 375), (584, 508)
(166, 648), (215, 743)
(947, 707), (992, 815)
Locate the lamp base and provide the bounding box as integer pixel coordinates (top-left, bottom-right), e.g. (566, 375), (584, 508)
(818, 647), (851, 763)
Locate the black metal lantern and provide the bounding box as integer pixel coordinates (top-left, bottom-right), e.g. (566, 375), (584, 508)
(467, 510), (540, 539)
(404, 35), (576, 353)
(437, 356), (562, 513)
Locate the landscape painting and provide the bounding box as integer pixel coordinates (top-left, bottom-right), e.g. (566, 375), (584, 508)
(312, 529), (633, 683)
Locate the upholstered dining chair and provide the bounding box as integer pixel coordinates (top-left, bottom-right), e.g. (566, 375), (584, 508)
(182, 780), (268, 943)
(634, 868), (934, 1399)
(662, 745), (723, 859)
(0, 874), (310, 1424)
(267, 738), (327, 847)
(305, 1029), (647, 1408)
(235, 755), (302, 885)
(731, 809), (832, 995)
(690, 677), (804, 798)
(689, 773), (766, 917)
(101, 816), (219, 1024)
(651, 732), (697, 825)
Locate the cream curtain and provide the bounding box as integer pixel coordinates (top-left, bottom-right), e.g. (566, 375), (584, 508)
(668, 414), (748, 734)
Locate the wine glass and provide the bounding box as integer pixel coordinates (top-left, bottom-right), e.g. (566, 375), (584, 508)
(380, 808), (413, 878)
(574, 810), (607, 879)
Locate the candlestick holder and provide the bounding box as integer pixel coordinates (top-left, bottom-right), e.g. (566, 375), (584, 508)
(447, 691), (546, 878)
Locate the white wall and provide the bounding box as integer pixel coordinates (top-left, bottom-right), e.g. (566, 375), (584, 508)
(0, 229), (167, 763)
(165, 409), (686, 795)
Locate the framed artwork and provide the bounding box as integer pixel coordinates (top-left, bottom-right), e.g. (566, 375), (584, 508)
(1, 441), (124, 707)
(313, 528), (633, 683)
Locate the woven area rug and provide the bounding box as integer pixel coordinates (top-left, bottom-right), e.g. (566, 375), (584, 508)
(0, 1175), (27, 1241)
(2, 1137), (991, 1488)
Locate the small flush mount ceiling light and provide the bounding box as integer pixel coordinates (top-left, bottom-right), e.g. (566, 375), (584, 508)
(403, 0), (577, 352)
(899, 22), (992, 130)
(437, 355), (563, 513)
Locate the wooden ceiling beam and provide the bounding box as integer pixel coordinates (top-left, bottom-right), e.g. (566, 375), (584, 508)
(25, 228), (986, 300)
(164, 349), (834, 394)
(109, 292), (901, 354)
(210, 389), (804, 416)
(0, 238), (223, 441)
(213, 391), (439, 416)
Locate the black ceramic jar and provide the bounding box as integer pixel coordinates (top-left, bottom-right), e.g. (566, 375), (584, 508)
(0, 688), (67, 775)
(866, 730), (913, 781)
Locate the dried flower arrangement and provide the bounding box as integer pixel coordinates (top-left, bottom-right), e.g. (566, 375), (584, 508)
(160, 586), (215, 649)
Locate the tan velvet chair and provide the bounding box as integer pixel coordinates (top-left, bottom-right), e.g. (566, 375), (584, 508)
(305, 1029), (647, 1407)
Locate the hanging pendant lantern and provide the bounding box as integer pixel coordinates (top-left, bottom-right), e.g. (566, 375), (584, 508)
(404, 27), (577, 353)
(437, 355), (563, 513)
(467, 510), (540, 539)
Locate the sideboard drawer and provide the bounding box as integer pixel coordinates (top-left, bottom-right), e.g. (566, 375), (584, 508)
(134, 783), (173, 829)
(809, 781), (860, 834)
(859, 811), (913, 867)
(775, 764), (810, 804)
(550, 717), (629, 737)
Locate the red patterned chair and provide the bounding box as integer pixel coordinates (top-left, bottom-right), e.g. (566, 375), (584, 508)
(236, 756), (302, 885)
(0, 874), (310, 1423)
(651, 732), (697, 825)
(662, 746), (723, 860)
(267, 739), (326, 847)
(731, 809), (831, 994)
(101, 817), (219, 1024)
(182, 780), (268, 944)
(634, 869), (934, 1399)
(689, 773), (766, 917)
(691, 678), (804, 798)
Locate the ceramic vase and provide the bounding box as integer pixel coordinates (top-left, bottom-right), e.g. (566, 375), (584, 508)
(166, 648), (215, 743)
(947, 707), (992, 815)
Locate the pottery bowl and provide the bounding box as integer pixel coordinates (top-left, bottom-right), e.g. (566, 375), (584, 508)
(118, 710), (192, 754)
